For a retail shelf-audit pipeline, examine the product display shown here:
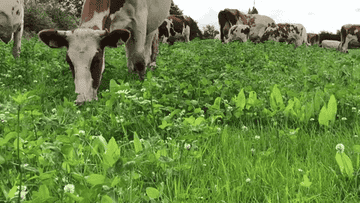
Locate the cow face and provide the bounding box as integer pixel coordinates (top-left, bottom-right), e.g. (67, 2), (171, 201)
(226, 25), (250, 43)
(38, 28), (130, 105)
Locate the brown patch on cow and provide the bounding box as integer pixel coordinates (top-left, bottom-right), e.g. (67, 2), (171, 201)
(81, 0), (123, 23)
(92, 25), (100, 30)
(66, 48), (105, 90)
(90, 49), (104, 89)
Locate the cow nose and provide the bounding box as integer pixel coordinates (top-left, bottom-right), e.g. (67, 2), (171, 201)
(75, 101), (85, 106)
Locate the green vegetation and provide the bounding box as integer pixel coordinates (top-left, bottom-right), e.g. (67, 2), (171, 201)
(1, 37), (360, 202)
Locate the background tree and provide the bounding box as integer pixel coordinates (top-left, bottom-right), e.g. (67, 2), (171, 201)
(202, 25), (218, 39)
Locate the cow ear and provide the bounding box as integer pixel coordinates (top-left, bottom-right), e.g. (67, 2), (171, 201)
(101, 29), (131, 48)
(38, 29), (69, 48)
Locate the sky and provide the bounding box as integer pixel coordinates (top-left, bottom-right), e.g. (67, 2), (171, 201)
(174, 0), (360, 34)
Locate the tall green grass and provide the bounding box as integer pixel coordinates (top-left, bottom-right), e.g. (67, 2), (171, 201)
(1, 37), (360, 202)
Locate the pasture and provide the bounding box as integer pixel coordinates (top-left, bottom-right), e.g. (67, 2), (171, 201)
(1, 36), (360, 202)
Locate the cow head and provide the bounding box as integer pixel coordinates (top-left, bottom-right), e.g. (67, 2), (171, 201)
(38, 28), (130, 105)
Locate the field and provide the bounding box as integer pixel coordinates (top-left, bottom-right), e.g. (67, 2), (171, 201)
(1, 36), (360, 202)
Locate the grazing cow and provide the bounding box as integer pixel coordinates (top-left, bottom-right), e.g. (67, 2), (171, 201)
(38, 0), (171, 105)
(225, 25), (250, 43)
(0, 0), (24, 58)
(319, 33), (340, 45)
(166, 15), (191, 44)
(307, 33), (319, 46)
(261, 23), (308, 48)
(166, 15), (203, 41)
(337, 24), (360, 53)
(158, 18), (174, 44)
(218, 8), (275, 43)
(321, 40), (341, 50)
(165, 15), (203, 45)
(214, 34), (221, 40)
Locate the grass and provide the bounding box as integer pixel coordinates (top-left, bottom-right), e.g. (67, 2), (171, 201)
(1, 36), (360, 202)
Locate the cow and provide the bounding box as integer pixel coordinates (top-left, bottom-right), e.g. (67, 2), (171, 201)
(307, 33), (320, 46)
(0, 0), (24, 58)
(165, 15), (202, 44)
(38, 0), (171, 105)
(260, 23), (308, 48)
(218, 8), (275, 43)
(214, 34), (221, 40)
(225, 25), (250, 43)
(321, 40), (341, 50)
(337, 24), (360, 53)
(158, 18), (174, 44)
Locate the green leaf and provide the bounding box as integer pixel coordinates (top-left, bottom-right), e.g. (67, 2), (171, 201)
(86, 174), (106, 186)
(146, 187), (160, 199)
(300, 171), (312, 188)
(101, 195), (113, 203)
(235, 88), (246, 111)
(327, 95), (337, 123)
(211, 97), (222, 110)
(318, 105), (328, 126)
(133, 132), (143, 153)
(246, 91), (258, 109)
(335, 152), (354, 178)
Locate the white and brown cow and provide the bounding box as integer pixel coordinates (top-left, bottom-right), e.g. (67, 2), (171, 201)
(260, 23), (308, 48)
(337, 24), (360, 53)
(225, 25), (250, 43)
(164, 15), (203, 45)
(218, 8), (275, 43)
(166, 15), (191, 45)
(307, 33), (320, 46)
(321, 40), (341, 50)
(158, 18), (174, 44)
(0, 0), (24, 58)
(38, 0), (171, 105)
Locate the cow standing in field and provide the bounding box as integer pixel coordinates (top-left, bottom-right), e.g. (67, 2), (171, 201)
(218, 8), (275, 43)
(337, 24), (360, 53)
(260, 23), (308, 48)
(307, 33), (320, 46)
(321, 40), (341, 50)
(158, 19), (175, 44)
(164, 15), (203, 45)
(38, 0), (171, 105)
(0, 0), (24, 58)
(225, 25), (250, 43)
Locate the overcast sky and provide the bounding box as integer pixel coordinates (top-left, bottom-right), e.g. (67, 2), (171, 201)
(174, 0), (360, 34)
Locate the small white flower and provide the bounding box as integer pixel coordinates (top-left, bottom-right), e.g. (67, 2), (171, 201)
(354, 135), (358, 138)
(255, 135), (260, 140)
(79, 130), (85, 135)
(33, 80), (37, 83)
(52, 108), (57, 114)
(336, 143), (345, 153)
(76, 110), (81, 114)
(242, 125), (248, 131)
(310, 118), (315, 121)
(352, 107), (356, 112)
(246, 178), (251, 183)
(185, 143), (191, 150)
(64, 184), (75, 193)
(298, 169), (303, 172)
(341, 117), (347, 121)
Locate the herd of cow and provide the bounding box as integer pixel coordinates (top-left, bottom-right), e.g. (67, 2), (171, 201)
(217, 9), (360, 53)
(1, 0), (360, 105)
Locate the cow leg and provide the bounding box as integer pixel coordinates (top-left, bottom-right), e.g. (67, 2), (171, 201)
(149, 29), (159, 70)
(12, 24), (23, 58)
(183, 25), (190, 42)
